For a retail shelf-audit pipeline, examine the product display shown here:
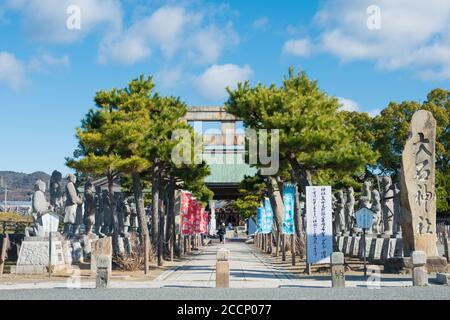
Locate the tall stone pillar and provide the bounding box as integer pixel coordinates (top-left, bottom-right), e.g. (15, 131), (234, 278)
(400, 110), (438, 257)
(209, 200), (217, 236)
(221, 121), (236, 146)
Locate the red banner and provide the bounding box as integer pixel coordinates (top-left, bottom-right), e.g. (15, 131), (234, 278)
(200, 210), (209, 234)
(180, 191), (209, 235)
(181, 191), (193, 235)
(192, 200), (202, 234)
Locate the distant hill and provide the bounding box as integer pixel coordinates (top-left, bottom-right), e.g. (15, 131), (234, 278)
(0, 171), (51, 201)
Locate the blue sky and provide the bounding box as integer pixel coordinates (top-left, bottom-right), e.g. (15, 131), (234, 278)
(1, 0), (450, 175)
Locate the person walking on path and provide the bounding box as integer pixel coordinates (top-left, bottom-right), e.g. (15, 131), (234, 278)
(218, 223), (226, 244)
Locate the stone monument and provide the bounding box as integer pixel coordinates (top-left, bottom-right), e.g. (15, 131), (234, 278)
(400, 110), (438, 257)
(49, 170), (64, 211)
(94, 186), (104, 236)
(345, 187), (355, 233)
(335, 190), (346, 234)
(381, 176), (395, 236)
(15, 180), (71, 274)
(102, 190), (112, 235)
(25, 180), (55, 237)
(84, 180), (96, 235)
(63, 174), (83, 236)
(358, 181), (372, 210)
(371, 189), (382, 234)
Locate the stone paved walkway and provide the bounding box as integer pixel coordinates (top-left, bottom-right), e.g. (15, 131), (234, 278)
(151, 239), (296, 288)
(150, 240), (413, 289)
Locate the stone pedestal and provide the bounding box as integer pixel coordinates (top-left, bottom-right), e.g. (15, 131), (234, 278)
(331, 252), (345, 288)
(14, 235), (70, 275)
(96, 255), (111, 289)
(216, 249), (230, 288)
(90, 237), (112, 276)
(412, 251), (428, 286)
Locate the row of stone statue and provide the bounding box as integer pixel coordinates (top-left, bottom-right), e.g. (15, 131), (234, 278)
(29, 170), (139, 238)
(332, 177), (401, 236)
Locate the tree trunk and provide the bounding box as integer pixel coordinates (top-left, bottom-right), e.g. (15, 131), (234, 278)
(132, 172), (151, 274)
(265, 176), (284, 233)
(287, 151), (312, 193)
(165, 177), (176, 255)
(107, 172), (118, 252)
(151, 163), (160, 245)
(294, 188), (306, 259)
(158, 199), (165, 266)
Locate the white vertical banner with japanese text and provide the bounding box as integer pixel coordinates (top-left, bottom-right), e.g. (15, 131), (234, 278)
(306, 186), (333, 264)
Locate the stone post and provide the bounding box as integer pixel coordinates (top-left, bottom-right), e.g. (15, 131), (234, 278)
(331, 252), (345, 288)
(90, 237), (112, 276)
(96, 255), (111, 289)
(216, 249), (230, 288)
(411, 251), (428, 286)
(0, 234), (9, 276)
(444, 231), (449, 263)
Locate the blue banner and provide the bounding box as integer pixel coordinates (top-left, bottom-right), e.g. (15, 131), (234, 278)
(282, 183), (296, 235)
(256, 206), (265, 234)
(261, 197), (274, 234)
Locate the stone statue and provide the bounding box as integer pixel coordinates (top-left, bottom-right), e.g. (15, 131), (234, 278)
(335, 190), (346, 234)
(102, 190), (112, 235)
(115, 193), (125, 236)
(358, 181), (372, 209)
(381, 176), (395, 235)
(49, 170), (63, 211)
(73, 179), (84, 235)
(332, 194), (337, 235)
(94, 186), (104, 236)
(129, 200), (138, 232)
(371, 189), (382, 234)
(393, 183), (401, 235)
(345, 187), (355, 233)
(63, 174), (83, 235)
(122, 198), (132, 236)
(83, 180), (95, 235)
(26, 180), (53, 237)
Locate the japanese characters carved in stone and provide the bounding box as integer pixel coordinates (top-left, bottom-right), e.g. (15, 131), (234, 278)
(400, 110), (438, 257)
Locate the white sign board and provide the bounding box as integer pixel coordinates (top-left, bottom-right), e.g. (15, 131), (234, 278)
(306, 186), (333, 264)
(355, 207), (374, 230)
(41, 213), (60, 233)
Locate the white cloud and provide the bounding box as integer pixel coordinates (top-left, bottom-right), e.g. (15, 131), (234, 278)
(338, 97), (359, 112)
(195, 64), (253, 100)
(282, 38), (312, 57)
(287, 0), (450, 80)
(155, 68), (183, 89)
(5, 0), (123, 43)
(252, 17), (269, 30)
(29, 50), (70, 72)
(99, 5), (239, 66)
(0, 49), (72, 90)
(99, 33), (151, 65)
(338, 97), (381, 118)
(0, 51), (25, 90)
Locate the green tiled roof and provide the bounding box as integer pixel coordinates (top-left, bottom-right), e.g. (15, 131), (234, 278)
(202, 153), (257, 184)
(205, 164), (257, 184)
